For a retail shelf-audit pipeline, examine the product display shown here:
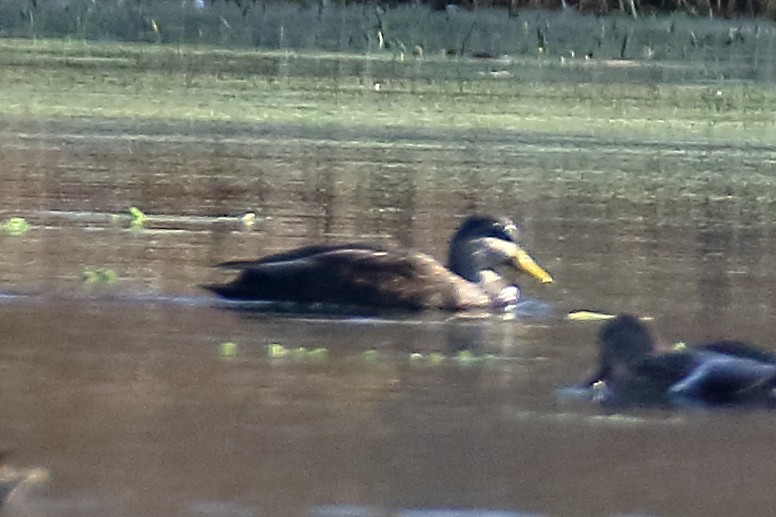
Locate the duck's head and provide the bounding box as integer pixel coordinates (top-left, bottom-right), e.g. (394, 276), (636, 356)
(596, 314), (656, 381)
(447, 214), (553, 285)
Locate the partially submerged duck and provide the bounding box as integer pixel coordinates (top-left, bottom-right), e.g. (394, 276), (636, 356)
(204, 214), (553, 312)
(0, 453), (48, 504)
(576, 314), (776, 408)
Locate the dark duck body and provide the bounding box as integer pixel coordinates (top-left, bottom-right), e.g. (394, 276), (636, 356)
(578, 314), (776, 408)
(204, 215), (553, 312)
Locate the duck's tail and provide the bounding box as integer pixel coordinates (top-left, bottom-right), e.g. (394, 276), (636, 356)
(201, 281), (248, 300)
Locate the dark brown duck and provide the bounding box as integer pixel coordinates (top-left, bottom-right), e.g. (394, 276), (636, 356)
(204, 214), (553, 312)
(578, 314), (776, 408)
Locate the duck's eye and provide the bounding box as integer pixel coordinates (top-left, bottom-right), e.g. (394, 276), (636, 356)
(503, 223), (518, 239)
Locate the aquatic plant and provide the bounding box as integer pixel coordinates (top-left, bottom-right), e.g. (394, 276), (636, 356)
(566, 311), (654, 321)
(265, 343), (329, 361)
(258, 344), (511, 367)
(428, 352), (446, 365)
(566, 311), (616, 321)
(267, 343), (289, 358)
(0, 0), (773, 58)
(82, 268), (118, 285)
(219, 341), (238, 358)
(1, 217), (29, 236)
(455, 349), (476, 365)
(129, 207), (147, 230)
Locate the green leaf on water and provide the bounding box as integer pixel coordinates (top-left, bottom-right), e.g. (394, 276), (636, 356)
(291, 347), (308, 359)
(428, 352), (445, 365)
(219, 341), (238, 358)
(82, 268), (118, 285)
(82, 269), (98, 284)
(129, 206), (146, 229)
(266, 343), (288, 359)
(99, 269), (117, 283)
(3, 217), (29, 236)
(455, 349), (476, 365)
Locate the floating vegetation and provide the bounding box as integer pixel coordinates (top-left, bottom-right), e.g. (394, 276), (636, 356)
(566, 311), (616, 322)
(566, 311), (654, 322)
(82, 268), (118, 285)
(266, 343), (328, 362)
(259, 344), (512, 367)
(455, 349), (476, 366)
(128, 206), (147, 230)
(1, 217), (29, 236)
(362, 349), (381, 364)
(428, 352), (446, 365)
(219, 341), (238, 358)
(267, 343), (289, 359)
(408, 350), (503, 367)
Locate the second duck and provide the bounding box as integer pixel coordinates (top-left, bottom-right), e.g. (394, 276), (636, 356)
(575, 314), (776, 408)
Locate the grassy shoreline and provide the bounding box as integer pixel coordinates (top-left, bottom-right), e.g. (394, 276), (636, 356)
(1, 37), (774, 145)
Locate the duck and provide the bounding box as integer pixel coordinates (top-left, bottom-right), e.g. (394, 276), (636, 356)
(577, 314), (776, 408)
(0, 452), (48, 504)
(204, 214), (553, 312)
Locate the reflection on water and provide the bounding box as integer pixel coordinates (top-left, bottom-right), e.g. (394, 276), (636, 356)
(3, 116), (776, 336)
(7, 294), (776, 516)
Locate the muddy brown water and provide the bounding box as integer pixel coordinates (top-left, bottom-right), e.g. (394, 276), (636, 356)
(2, 114), (776, 516)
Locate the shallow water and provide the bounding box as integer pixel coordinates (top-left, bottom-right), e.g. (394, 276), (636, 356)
(3, 26), (776, 517)
(2, 114), (776, 517)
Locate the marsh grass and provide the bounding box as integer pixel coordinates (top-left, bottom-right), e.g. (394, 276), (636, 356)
(0, 36), (774, 143)
(1, 0), (775, 62)
(0, 2), (774, 144)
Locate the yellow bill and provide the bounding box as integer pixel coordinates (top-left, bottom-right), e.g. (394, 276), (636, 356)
(513, 247), (553, 284)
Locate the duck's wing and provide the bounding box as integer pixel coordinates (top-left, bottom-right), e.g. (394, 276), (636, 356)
(634, 352), (698, 384)
(207, 247), (489, 311)
(669, 354), (776, 405)
(694, 340), (776, 364)
(215, 243), (382, 269)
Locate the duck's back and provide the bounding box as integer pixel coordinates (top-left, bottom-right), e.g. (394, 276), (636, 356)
(601, 351), (698, 407)
(205, 245), (491, 311)
(629, 348), (776, 407)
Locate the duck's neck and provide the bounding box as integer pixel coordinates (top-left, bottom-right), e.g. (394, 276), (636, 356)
(448, 238), (481, 282)
(477, 270), (516, 304)
(449, 238), (519, 306)
(450, 237), (509, 283)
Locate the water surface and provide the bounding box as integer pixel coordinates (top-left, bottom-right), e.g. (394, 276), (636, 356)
(2, 25), (776, 517)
